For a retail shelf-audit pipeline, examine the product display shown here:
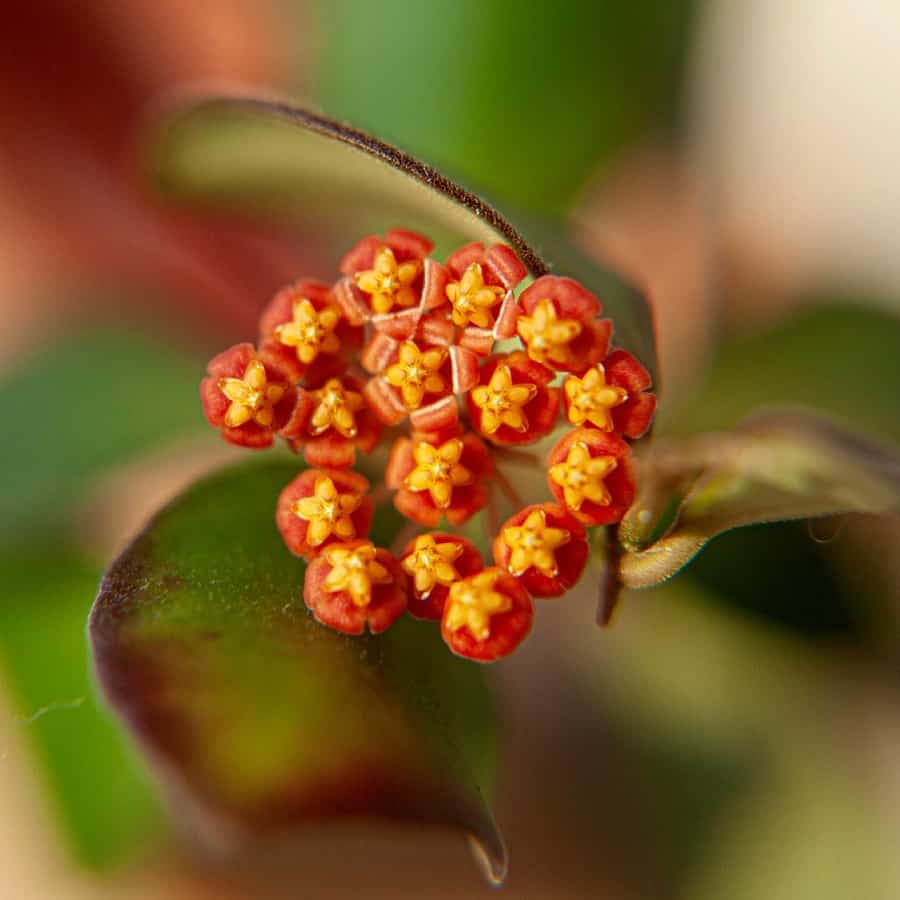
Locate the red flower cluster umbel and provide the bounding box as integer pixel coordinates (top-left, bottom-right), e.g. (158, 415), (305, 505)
(201, 229), (656, 662)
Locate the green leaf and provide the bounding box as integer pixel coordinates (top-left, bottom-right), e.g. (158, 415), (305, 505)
(89, 459), (505, 884)
(0, 552), (163, 867)
(149, 96), (657, 380)
(618, 409), (900, 587)
(312, 0), (696, 214)
(0, 328), (203, 545)
(669, 305), (900, 442)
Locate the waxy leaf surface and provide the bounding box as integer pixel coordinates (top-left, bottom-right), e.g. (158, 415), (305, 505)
(150, 96), (657, 380)
(618, 409), (900, 587)
(89, 459), (505, 884)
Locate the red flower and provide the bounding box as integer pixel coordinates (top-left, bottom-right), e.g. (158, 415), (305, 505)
(440, 568), (534, 663)
(196, 224), (660, 661)
(361, 333), (479, 432)
(492, 504), (588, 598)
(604, 349), (657, 438)
(516, 276), (611, 374)
(466, 351), (560, 446)
(443, 241), (526, 354)
(258, 279), (363, 385)
(280, 375), (382, 468)
(562, 350), (656, 439)
(547, 428), (635, 526)
(385, 432), (492, 527)
(276, 468), (374, 559)
(200, 343), (296, 449)
(304, 540), (407, 635)
(332, 229), (447, 338)
(400, 532), (485, 621)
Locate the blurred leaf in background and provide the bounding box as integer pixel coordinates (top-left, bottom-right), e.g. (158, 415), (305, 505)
(669, 303), (900, 442)
(311, 0), (697, 213)
(0, 552), (163, 868)
(0, 324), (206, 868)
(0, 327), (204, 548)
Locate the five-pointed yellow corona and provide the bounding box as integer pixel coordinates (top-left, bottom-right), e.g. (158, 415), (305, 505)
(384, 341), (447, 409)
(563, 365), (628, 430)
(470, 365), (537, 434)
(218, 359), (285, 429)
(502, 509), (570, 577)
(322, 542), (391, 607)
(274, 298), (341, 365)
(516, 299), (582, 367)
(444, 570), (511, 640)
(293, 475), (362, 546)
(401, 534), (463, 597)
(445, 263), (505, 328)
(354, 247), (421, 314)
(308, 379), (363, 438)
(404, 438), (472, 508)
(549, 442), (617, 510)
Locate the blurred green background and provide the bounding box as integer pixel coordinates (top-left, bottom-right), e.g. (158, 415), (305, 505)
(2, 1), (899, 898)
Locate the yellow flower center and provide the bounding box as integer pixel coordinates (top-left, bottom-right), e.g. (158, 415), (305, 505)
(549, 441), (617, 510)
(401, 534), (464, 597)
(470, 364), (537, 434)
(322, 542), (392, 608)
(404, 438), (472, 509)
(384, 341), (447, 409)
(444, 570), (511, 641)
(274, 298), (341, 365)
(353, 247), (421, 314)
(445, 263), (505, 328)
(218, 359), (286, 429)
(516, 299), (582, 367)
(563, 365), (628, 430)
(502, 509), (570, 577)
(292, 475), (363, 546)
(308, 379), (363, 438)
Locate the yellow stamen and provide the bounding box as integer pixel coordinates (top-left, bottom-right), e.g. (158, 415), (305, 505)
(322, 542), (391, 608)
(383, 341), (447, 409)
(308, 379), (363, 438)
(444, 570), (511, 641)
(404, 438), (472, 509)
(516, 299), (582, 367)
(354, 247), (421, 314)
(401, 534), (463, 597)
(445, 263), (505, 328)
(218, 359), (285, 429)
(470, 364), (537, 434)
(563, 365), (628, 430)
(549, 441), (617, 510)
(502, 509), (570, 577)
(274, 298), (341, 365)
(293, 474), (363, 546)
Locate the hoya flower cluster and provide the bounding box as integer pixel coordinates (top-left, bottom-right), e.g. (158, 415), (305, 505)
(201, 229), (656, 662)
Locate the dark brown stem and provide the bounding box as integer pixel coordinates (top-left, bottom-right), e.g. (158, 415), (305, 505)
(597, 537), (624, 627)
